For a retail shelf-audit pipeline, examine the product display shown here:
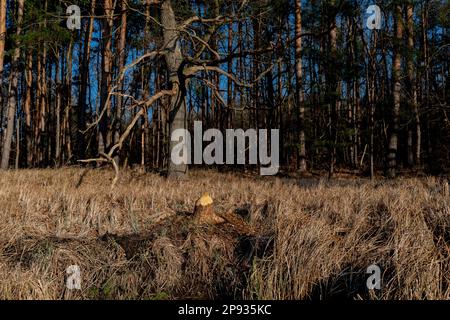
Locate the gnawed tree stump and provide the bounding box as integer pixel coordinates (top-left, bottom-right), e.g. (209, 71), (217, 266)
(193, 193), (225, 225)
(193, 193), (256, 236)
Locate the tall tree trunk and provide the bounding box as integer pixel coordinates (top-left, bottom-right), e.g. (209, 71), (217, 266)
(227, 23), (233, 128)
(40, 0), (49, 165)
(1, 0), (24, 170)
(0, 0), (6, 115)
(421, 1), (431, 160)
(25, 51), (33, 166)
(142, 0), (153, 169)
(328, 1), (339, 179)
(368, 30), (378, 180)
(295, 0), (307, 173)
(388, 5), (404, 178)
(161, 0), (187, 177)
(0, 0), (6, 84)
(406, 1), (421, 168)
(78, 0), (96, 159)
(55, 49), (62, 166)
(115, 0), (128, 165)
(65, 41), (74, 162)
(352, 18), (360, 168)
(99, 0), (114, 154)
(39, 46), (48, 165)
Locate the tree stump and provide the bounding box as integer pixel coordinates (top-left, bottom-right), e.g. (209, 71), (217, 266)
(193, 193), (257, 236)
(193, 193), (225, 225)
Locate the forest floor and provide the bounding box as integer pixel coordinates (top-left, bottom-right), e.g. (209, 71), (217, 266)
(0, 168), (448, 300)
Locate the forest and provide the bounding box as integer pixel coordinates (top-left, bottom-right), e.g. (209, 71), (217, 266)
(0, 0), (448, 178)
(0, 0), (449, 302)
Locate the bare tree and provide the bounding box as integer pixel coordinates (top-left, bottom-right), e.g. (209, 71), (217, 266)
(161, 0), (188, 177)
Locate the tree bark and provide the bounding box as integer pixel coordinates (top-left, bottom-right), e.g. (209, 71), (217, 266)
(99, 0), (115, 155)
(161, 0), (187, 177)
(115, 0), (128, 166)
(65, 41), (74, 162)
(388, 5), (404, 178)
(0, 0), (5, 132)
(40, 0), (49, 165)
(327, 1), (339, 179)
(295, 0), (307, 173)
(1, 0), (24, 170)
(55, 49), (62, 166)
(78, 0), (96, 159)
(227, 23), (233, 128)
(0, 0), (6, 80)
(24, 51), (33, 166)
(406, 2), (421, 167)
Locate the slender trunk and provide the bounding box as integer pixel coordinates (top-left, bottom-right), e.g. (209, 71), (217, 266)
(227, 23), (233, 128)
(25, 51), (33, 166)
(295, 0), (307, 173)
(55, 49), (62, 166)
(328, 1), (339, 179)
(0, 0), (6, 92)
(99, 0), (114, 154)
(15, 116), (20, 169)
(65, 41), (74, 162)
(388, 5), (404, 178)
(115, 0), (128, 165)
(1, 0), (24, 170)
(422, 1), (431, 159)
(0, 0), (5, 67)
(253, 18), (260, 132)
(40, 0), (48, 165)
(78, 0), (96, 159)
(369, 31), (378, 180)
(143, 25), (152, 170)
(352, 19), (360, 168)
(407, 2), (421, 167)
(39, 46), (48, 165)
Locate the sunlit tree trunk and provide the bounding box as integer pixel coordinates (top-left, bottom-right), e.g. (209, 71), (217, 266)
(115, 0), (128, 166)
(55, 49), (62, 166)
(162, 0), (187, 177)
(78, 0), (96, 159)
(64, 41), (74, 162)
(24, 51), (33, 166)
(1, 0), (24, 169)
(99, 0), (115, 154)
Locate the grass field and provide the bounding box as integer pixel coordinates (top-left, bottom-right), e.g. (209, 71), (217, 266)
(0, 169), (448, 300)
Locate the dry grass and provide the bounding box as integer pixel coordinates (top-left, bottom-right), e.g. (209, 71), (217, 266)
(0, 168), (448, 300)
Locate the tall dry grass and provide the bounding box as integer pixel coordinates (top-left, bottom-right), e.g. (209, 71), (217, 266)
(0, 168), (448, 300)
